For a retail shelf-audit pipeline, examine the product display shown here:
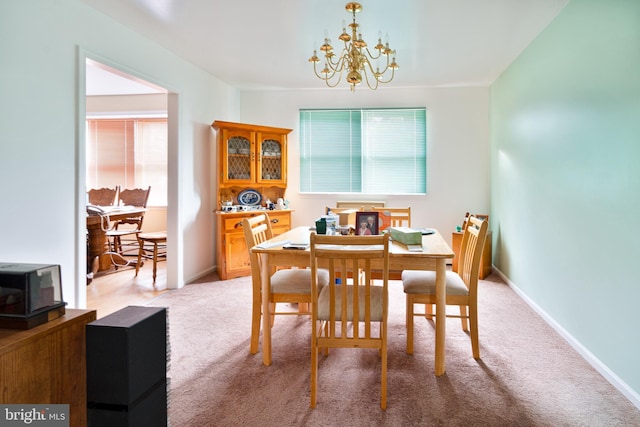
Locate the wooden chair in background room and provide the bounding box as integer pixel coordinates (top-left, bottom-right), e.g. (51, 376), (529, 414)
(87, 186), (119, 206)
(310, 233), (390, 410)
(402, 215), (488, 359)
(242, 213), (329, 355)
(372, 207), (411, 228)
(328, 207), (363, 214)
(107, 186), (151, 256)
(371, 207), (411, 279)
(336, 201), (385, 211)
(328, 207), (362, 232)
(136, 231), (167, 284)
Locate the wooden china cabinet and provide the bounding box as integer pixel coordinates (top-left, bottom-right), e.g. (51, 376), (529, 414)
(211, 120), (293, 280)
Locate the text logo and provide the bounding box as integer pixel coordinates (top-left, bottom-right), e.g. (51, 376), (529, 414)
(1, 405), (69, 426)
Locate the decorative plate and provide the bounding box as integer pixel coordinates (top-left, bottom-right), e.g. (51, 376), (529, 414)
(237, 189), (262, 206)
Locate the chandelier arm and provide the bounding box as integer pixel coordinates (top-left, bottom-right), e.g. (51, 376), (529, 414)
(324, 71), (344, 88)
(312, 62), (336, 81)
(365, 50), (397, 76)
(362, 67), (380, 90)
(325, 49), (350, 71)
(363, 47), (383, 61)
(312, 61), (347, 88)
(374, 67), (396, 84)
(357, 55), (395, 87)
(361, 57), (387, 75)
(313, 68), (336, 81)
(322, 62), (339, 74)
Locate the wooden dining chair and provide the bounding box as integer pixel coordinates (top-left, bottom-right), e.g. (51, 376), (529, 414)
(372, 207), (411, 229)
(371, 206), (411, 279)
(336, 201), (385, 211)
(87, 186), (119, 206)
(402, 215), (488, 359)
(135, 231), (167, 284)
(242, 213), (329, 355)
(107, 186), (151, 256)
(310, 233), (390, 410)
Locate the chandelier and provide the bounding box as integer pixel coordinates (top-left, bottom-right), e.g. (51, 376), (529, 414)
(309, 2), (399, 91)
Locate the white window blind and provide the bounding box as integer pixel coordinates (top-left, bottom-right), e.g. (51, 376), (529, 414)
(300, 108), (426, 194)
(86, 118), (167, 206)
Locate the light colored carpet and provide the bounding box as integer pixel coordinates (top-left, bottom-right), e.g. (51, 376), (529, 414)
(147, 273), (640, 426)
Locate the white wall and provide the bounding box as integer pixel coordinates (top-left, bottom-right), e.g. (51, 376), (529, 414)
(86, 93), (167, 117)
(239, 86), (491, 246)
(0, 0), (239, 308)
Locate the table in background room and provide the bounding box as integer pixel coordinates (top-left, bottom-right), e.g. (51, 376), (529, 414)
(86, 208), (146, 279)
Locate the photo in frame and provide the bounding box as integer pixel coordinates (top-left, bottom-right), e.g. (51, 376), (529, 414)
(355, 211), (379, 235)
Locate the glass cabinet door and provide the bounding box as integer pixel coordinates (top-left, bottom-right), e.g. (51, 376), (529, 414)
(257, 134), (286, 185)
(223, 129), (254, 183)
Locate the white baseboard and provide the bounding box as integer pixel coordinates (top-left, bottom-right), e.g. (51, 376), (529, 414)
(492, 266), (640, 411)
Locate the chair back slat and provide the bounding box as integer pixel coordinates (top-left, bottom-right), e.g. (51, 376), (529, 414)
(253, 225), (270, 245)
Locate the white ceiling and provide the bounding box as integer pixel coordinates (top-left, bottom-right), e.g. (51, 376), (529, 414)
(81, 0), (568, 92)
(86, 61), (166, 96)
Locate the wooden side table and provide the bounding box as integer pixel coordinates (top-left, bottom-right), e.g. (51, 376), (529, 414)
(0, 309), (97, 427)
(452, 230), (492, 279)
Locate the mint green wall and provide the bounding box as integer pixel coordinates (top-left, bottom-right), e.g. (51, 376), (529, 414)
(491, 0), (640, 397)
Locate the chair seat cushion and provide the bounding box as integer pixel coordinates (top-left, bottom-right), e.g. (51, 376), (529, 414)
(271, 268), (329, 294)
(317, 285), (385, 321)
(401, 270), (469, 296)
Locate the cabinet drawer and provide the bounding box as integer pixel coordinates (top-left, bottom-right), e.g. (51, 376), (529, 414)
(267, 211), (290, 229)
(223, 211), (291, 232)
(224, 217), (246, 232)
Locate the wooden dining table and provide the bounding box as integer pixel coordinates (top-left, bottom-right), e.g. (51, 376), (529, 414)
(86, 207), (146, 279)
(251, 226), (454, 376)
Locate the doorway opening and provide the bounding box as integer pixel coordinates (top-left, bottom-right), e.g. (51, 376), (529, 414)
(83, 58), (171, 317)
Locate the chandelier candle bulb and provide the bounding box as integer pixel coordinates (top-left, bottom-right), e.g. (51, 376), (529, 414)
(309, 2), (398, 91)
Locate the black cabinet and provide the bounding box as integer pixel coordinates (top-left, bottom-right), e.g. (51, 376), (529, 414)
(86, 306), (168, 427)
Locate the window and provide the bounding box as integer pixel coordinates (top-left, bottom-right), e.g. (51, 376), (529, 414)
(86, 118), (167, 206)
(300, 108), (426, 194)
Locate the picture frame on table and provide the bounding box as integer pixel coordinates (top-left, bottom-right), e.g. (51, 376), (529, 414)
(356, 211), (379, 235)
